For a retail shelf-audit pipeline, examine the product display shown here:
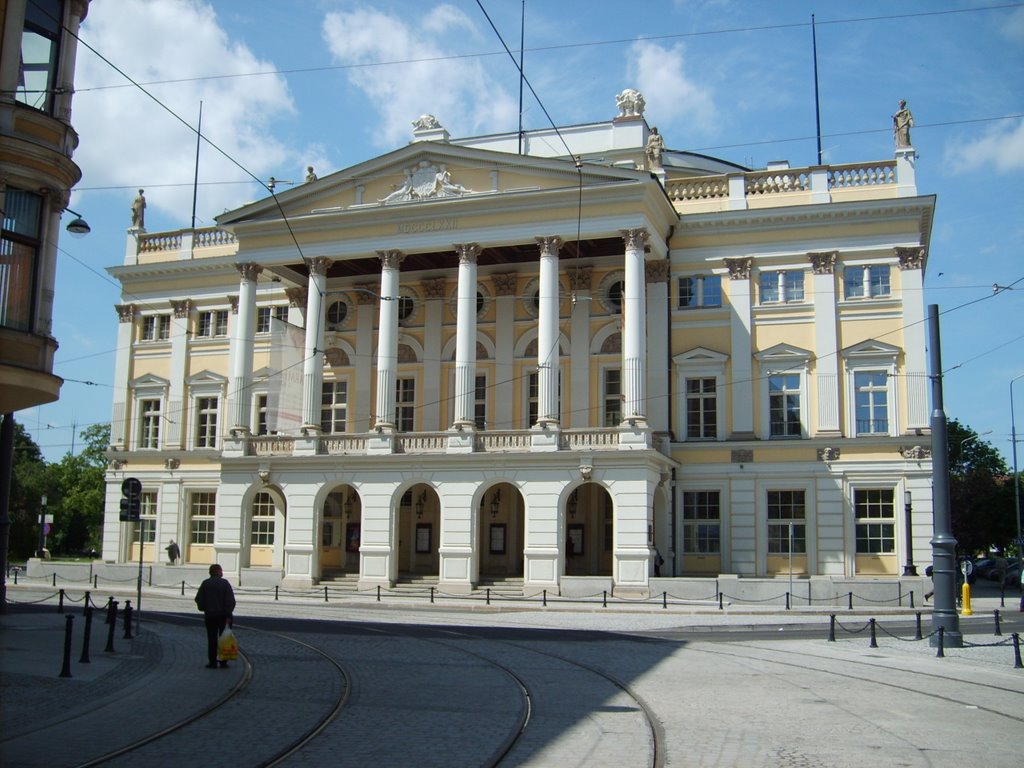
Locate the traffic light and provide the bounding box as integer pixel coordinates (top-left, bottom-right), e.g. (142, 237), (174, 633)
(119, 477), (142, 522)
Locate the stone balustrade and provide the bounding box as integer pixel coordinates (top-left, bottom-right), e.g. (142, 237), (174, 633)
(137, 226), (238, 256)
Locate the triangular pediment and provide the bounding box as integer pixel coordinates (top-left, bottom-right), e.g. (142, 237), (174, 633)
(186, 370), (228, 387)
(754, 343), (812, 364)
(130, 373), (170, 390)
(673, 347), (728, 367)
(217, 141), (648, 227)
(842, 339), (901, 361)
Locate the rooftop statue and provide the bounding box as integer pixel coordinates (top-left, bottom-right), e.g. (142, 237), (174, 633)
(615, 88), (645, 118)
(893, 99), (914, 148)
(412, 114), (442, 131)
(305, 166), (318, 183)
(646, 127), (664, 170)
(130, 189), (146, 229)
(379, 162), (473, 204)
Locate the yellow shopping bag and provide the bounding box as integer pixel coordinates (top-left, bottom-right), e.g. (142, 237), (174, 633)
(217, 626), (239, 661)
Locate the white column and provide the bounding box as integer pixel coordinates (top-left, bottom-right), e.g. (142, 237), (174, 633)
(810, 252), (840, 435)
(422, 277), (446, 431)
(110, 305), (135, 449)
(621, 229), (648, 425)
(354, 287), (376, 431)
(898, 247), (929, 430)
(568, 267), (592, 429)
(301, 257), (331, 431)
(166, 299), (191, 448)
(374, 250), (404, 431)
(645, 260), (670, 432)
(726, 258), (755, 438)
(493, 274), (517, 430)
(230, 263), (261, 432)
(536, 236), (563, 427)
(452, 243), (481, 429)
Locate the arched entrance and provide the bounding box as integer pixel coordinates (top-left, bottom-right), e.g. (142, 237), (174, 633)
(320, 486), (360, 578)
(477, 482), (524, 580)
(398, 484), (439, 578)
(243, 487), (286, 569)
(565, 483), (614, 576)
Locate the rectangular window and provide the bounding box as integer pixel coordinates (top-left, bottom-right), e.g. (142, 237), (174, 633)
(132, 491), (158, 543)
(195, 396), (219, 448)
(678, 275), (722, 309)
(197, 309), (228, 337)
(0, 189), (43, 331)
(682, 491), (721, 554)
(855, 489), (896, 554)
(760, 271), (804, 304)
(189, 492), (216, 545)
(767, 490), (806, 554)
(527, 372), (538, 428)
(395, 378), (415, 432)
(256, 305), (288, 334)
(474, 374), (487, 429)
(16, 0), (63, 113)
(141, 314), (171, 341)
(321, 381), (347, 434)
(855, 371), (889, 434)
(604, 368), (622, 427)
(251, 492), (275, 546)
(685, 378), (717, 439)
(769, 374), (801, 438)
(255, 394), (269, 436)
(138, 398), (161, 449)
(844, 265), (891, 299)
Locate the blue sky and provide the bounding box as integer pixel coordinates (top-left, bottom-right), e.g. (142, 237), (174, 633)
(24, 0), (1024, 463)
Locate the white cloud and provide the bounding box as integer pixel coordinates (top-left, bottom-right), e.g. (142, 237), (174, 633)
(72, 0), (296, 225)
(321, 5), (517, 148)
(626, 40), (716, 135)
(947, 118), (1024, 175)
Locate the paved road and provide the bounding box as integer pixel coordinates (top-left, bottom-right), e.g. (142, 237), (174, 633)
(3, 586), (1024, 767)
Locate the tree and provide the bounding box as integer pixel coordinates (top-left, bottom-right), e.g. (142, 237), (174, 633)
(48, 424), (110, 556)
(947, 419), (1012, 555)
(7, 422), (50, 560)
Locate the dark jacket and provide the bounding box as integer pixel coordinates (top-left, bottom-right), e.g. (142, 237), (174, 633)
(195, 574), (236, 617)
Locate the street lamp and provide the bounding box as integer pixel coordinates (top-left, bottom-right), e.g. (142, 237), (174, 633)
(1012, 373), (1024, 586)
(903, 490), (917, 576)
(36, 495), (47, 558)
(62, 207), (91, 237)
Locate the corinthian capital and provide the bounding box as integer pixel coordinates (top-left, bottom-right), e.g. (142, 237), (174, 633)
(377, 249), (405, 270)
(304, 256), (333, 277)
(535, 236), (563, 258)
(454, 243), (481, 264)
(236, 263), (263, 282)
(620, 228), (649, 252)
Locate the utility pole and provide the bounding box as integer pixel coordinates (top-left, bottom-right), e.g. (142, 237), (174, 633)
(928, 304), (962, 647)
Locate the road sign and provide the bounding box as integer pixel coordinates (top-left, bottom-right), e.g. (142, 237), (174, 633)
(961, 559), (974, 576)
(121, 477), (142, 497)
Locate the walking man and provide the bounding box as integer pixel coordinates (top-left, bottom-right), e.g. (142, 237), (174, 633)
(195, 564), (235, 668)
(166, 539), (180, 565)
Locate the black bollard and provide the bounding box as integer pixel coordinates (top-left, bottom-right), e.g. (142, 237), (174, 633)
(915, 612), (922, 641)
(602, 590), (607, 608)
(376, 585), (381, 602)
(123, 600), (133, 640)
(53, 573), (57, 587)
(83, 591), (91, 615)
(1014, 633), (1023, 669)
(828, 614), (836, 642)
(487, 588), (491, 606)
(181, 581), (185, 596)
(869, 618), (878, 648)
(542, 589), (547, 607)
(274, 585), (279, 601)
(93, 574), (98, 589)
(663, 591), (667, 609)
(786, 592), (791, 611)
(58, 589), (65, 613)
(910, 591), (915, 609)
(936, 626), (945, 658)
(995, 610), (1003, 636)
(105, 600), (118, 653)
(430, 586), (435, 604)
(80, 605), (93, 664)
(848, 592), (853, 610)
(324, 586), (329, 603)
(60, 615), (74, 678)
(718, 591), (724, 610)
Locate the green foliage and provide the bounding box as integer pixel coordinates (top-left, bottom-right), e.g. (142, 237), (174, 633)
(947, 419), (1016, 555)
(6, 422), (110, 559)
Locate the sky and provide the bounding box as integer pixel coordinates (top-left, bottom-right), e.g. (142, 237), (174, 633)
(21, 0), (1024, 464)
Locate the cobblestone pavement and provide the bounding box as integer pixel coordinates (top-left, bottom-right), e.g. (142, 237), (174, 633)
(3, 585), (1024, 767)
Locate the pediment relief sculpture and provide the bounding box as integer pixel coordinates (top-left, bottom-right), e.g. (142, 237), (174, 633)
(378, 161), (474, 204)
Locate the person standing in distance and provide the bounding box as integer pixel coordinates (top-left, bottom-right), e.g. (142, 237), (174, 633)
(195, 563), (235, 669)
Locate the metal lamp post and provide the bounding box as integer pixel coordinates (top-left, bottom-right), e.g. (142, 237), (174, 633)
(36, 495), (48, 558)
(1012, 373), (1023, 589)
(903, 490), (917, 576)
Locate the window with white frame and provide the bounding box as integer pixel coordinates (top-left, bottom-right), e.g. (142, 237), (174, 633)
(854, 371), (889, 434)
(603, 368), (622, 426)
(678, 275), (722, 309)
(395, 378), (415, 432)
(760, 270), (805, 304)
(251, 492), (276, 546)
(844, 265), (891, 299)
(854, 489), (895, 554)
(256, 305), (288, 334)
(768, 374), (802, 438)
(196, 309), (228, 337)
(321, 381), (347, 433)
(189, 492), (216, 545)
(16, 0), (63, 113)
(138, 398), (161, 449)
(767, 490), (806, 554)
(140, 314), (171, 341)
(682, 491), (721, 554)
(526, 371), (538, 428)
(131, 491), (158, 544)
(195, 396), (219, 448)
(254, 394), (269, 435)
(685, 378), (717, 439)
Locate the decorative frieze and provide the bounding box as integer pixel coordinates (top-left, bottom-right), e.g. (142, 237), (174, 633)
(171, 299), (192, 319)
(567, 266), (592, 292)
(896, 246), (926, 270)
(115, 304), (136, 323)
(645, 260), (669, 284)
(285, 287), (307, 307)
(354, 283), (377, 304)
(491, 273), (518, 297)
(808, 251), (838, 275)
(227, 295), (239, 314)
(731, 449), (754, 464)
(818, 447), (841, 462)
(899, 445), (931, 460)
(422, 277), (448, 299)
